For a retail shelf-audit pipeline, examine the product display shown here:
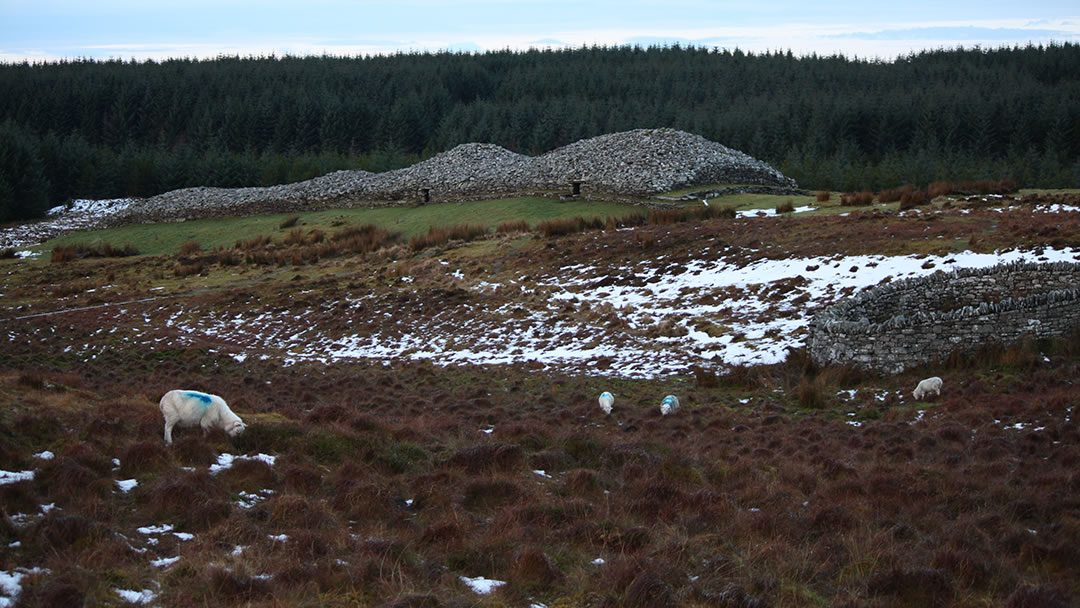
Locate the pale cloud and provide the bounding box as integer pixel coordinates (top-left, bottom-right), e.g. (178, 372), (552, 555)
(1, 2), (1078, 62)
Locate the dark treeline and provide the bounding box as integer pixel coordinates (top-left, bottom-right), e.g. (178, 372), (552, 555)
(2, 43), (1078, 221)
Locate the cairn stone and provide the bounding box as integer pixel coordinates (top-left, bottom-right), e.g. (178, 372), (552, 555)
(108, 128), (796, 226)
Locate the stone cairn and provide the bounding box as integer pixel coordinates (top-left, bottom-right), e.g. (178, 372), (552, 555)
(109, 128), (797, 225)
(807, 261), (1080, 374)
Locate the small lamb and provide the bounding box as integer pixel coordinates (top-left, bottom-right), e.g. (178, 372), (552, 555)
(160, 390), (246, 444)
(660, 394), (680, 416)
(912, 376), (943, 400)
(598, 391), (615, 415)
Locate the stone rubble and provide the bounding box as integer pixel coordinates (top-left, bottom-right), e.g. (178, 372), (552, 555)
(110, 128), (796, 225)
(808, 261), (1080, 374)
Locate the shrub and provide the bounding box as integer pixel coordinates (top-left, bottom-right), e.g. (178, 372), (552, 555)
(816, 190), (831, 202)
(51, 246), (76, 263)
(235, 234), (273, 250)
(173, 261), (203, 277)
(496, 220), (530, 234)
(331, 223), (397, 254)
(647, 206), (729, 225)
(409, 223), (488, 250)
(797, 376), (825, 409)
(103, 243), (138, 257)
(283, 227), (306, 246)
(0, 247), (17, 259)
(900, 190), (930, 210)
(535, 216), (603, 237)
(928, 181), (954, 199)
(279, 215), (301, 229)
(775, 200), (795, 214)
(878, 185), (914, 204)
(50, 242), (138, 263)
(929, 179), (1020, 198)
(840, 191), (874, 206)
(178, 241), (202, 256)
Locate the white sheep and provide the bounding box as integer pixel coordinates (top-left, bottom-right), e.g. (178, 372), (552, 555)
(912, 376), (943, 400)
(160, 390), (246, 444)
(660, 394), (680, 416)
(598, 391), (615, 415)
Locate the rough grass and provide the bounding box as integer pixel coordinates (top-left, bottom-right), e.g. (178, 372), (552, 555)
(35, 197), (640, 257)
(1, 328), (1078, 606)
(2, 193), (1080, 606)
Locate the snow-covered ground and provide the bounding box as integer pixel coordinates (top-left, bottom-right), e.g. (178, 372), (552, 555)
(124, 244), (1079, 379)
(1, 199), (135, 250)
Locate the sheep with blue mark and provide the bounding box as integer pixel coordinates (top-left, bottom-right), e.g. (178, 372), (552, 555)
(660, 394), (680, 415)
(598, 391), (615, 415)
(160, 390), (246, 444)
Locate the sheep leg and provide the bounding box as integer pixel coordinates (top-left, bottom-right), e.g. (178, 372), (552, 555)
(164, 418), (176, 444)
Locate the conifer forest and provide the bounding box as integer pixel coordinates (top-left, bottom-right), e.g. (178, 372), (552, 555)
(1, 43), (1078, 222)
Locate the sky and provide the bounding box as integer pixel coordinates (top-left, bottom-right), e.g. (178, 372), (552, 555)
(1, 0), (1079, 63)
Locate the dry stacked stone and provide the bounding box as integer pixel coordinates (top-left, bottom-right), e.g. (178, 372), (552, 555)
(110, 129), (796, 225)
(807, 261), (1080, 374)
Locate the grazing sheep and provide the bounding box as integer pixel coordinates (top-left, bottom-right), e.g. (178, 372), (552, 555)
(660, 394), (680, 416)
(160, 390), (245, 444)
(598, 391), (615, 415)
(912, 376), (943, 400)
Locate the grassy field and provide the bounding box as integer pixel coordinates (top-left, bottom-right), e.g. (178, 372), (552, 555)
(33, 197), (642, 258)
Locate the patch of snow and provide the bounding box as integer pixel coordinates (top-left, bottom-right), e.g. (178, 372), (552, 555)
(268, 534), (289, 542)
(0, 570), (27, 608)
(2, 198), (136, 249)
(459, 575), (506, 595)
(115, 479), (138, 493)
(33, 451), (54, 460)
(150, 556), (180, 568)
(0, 470), (35, 486)
(736, 205), (814, 218)
(113, 588), (156, 604)
(235, 489), (274, 509)
(137, 524), (174, 535)
(210, 452), (277, 474)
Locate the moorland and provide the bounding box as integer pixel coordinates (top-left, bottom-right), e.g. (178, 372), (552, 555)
(2, 184), (1080, 607)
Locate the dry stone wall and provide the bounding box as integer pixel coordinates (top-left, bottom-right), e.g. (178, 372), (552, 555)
(110, 129), (796, 225)
(807, 262), (1080, 374)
